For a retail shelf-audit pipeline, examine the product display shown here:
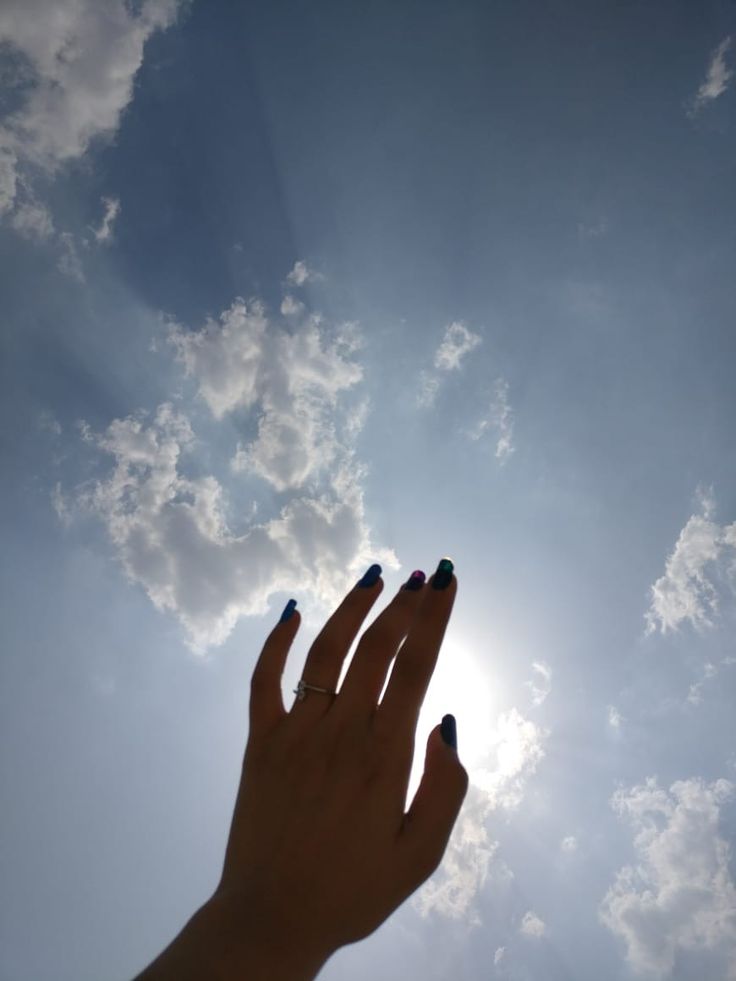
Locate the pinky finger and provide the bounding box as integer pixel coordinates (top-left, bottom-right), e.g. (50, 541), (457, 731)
(249, 599), (301, 739)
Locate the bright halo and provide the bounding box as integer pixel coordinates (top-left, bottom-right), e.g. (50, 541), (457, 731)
(403, 635), (497, 804)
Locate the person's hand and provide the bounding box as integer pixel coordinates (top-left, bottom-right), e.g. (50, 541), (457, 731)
(215, 558), (468, 978)
(132, 558), (468, 981)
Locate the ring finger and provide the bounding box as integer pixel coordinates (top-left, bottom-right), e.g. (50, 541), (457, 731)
(289, 563), (385, 721)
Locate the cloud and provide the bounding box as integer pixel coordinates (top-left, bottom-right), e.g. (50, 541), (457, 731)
(416, 370), (441, 409)
(64, 291), (397, 652)
(417, 321), (483, 409)
(608, 705), (623, 730)
(72, 400), (396, 653)
(600, 777), (736, 978)
(494, 946), (506, 966)
(687, 37), (733, 117)
(645, 490), (736, 634)
(413, 707), (546, 922)
(93, 195), (120, 244)
(577, 217), (608, 240)
(285, 259), (321, 286)
(465, 378), (515, 464)
(472, 708), (547, 810)
(525, 660), (552, 706)
(0, 0), (180, 216)
(519, 911), (547, 939)
(686, 658), (735, 707)
(280, 294), (304, 317)
(57, 231), (85, 282)
(167, 300), (364, 493)
(433, 321), (482, 371)
(412, 784), (503, 925)
(561, 835), (578, 854)
(11, 199), (54, 240)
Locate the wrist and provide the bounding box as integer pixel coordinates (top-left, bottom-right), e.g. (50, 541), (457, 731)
(133, 891), (332, 981)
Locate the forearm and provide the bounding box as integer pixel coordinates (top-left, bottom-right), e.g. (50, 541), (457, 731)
(131, 893), (330, 981)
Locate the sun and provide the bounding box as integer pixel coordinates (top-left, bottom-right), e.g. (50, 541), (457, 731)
(403, 633), (499, 803)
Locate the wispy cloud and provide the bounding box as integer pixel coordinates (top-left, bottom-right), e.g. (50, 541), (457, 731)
(285, 259), (322, 286)
(526, 660), (552, 706)
(93, 196), (121, 244)
(687, 36), (733, 117)
(686, 657), (735, 707)
(607, 705), (623, 730)
(11, 199), (55, 241)
(464, 378), (515, 464)
(519, 910), (547, 939)
(57, 231), (85, 282)
(600, 776), (736, 978)
(417, 321), (482, 408)
(413, 707), (547, 923)
(645, 489), (736, 634)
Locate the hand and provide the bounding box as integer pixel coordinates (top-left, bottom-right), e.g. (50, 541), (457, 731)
(214, 558), (469, 978)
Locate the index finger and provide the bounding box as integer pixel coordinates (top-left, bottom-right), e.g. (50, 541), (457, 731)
(376, 558), (457, 739)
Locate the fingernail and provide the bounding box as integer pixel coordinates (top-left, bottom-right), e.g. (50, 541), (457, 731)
(441, 714), (457, 750)
(403, 570), (426, 591)
(279, 598), (297, 623)
(432, 557), (454, 590)
(357, 563), (382, 588)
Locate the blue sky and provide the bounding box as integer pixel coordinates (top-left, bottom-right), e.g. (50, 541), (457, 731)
(2, 2), (736, 979)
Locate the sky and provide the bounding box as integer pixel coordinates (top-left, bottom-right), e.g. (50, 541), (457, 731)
(1, 1), (736, 979)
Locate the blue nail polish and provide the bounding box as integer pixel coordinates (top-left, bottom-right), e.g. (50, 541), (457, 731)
(441, 714), (457, 750)
(279, 598), (297, 623)
(357, 563), (382, 588)
(403, 570), (426, 591)
(432, 557), (454, 590)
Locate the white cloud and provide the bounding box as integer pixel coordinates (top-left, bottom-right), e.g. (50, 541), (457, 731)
(465, 378), (515, 464)
(280, 294), (304, 317)
(493, 946), (506, 966)
(608, 705), (623, 729)
(413, 707), (546, 923)
(412, 784), (502, 926)
(64, 290), (398, 652)
(645, 491), (736, 634)
(167, 299), (268, 420)
(417, 322), (482, 408)
(472, 708), (547, 810)
(600, 777), (736, 978)
(526, 660), (552, 706)
(38, 411), (62, 436)
(285, 259), (320, 286)
(51, 482), (72, 528)
(561, 835), (578, 854)
(686, 661), (718, 706)
(577, 217), (608, 240)
(687, 37), (733, 117)
(11, 199), (54, 240)
(433, 321), (482, 372)
(93, 195), (120, 244)
(0, 0), (180, 215)
(416, 370), (440, 409)
(57, 230), (84, 282)
(168, 300), (364, 493)
(519, 911), (547, 939)
(71, 400), (397, 653)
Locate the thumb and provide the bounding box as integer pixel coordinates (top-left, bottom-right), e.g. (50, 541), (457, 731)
(397, 716), (470, 887)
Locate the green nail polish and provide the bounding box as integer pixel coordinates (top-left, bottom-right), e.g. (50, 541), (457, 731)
(432, 557), (454, 590)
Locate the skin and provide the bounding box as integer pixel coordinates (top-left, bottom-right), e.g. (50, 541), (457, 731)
(133, 565), (469, 980)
